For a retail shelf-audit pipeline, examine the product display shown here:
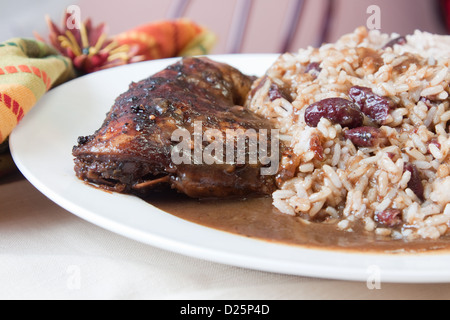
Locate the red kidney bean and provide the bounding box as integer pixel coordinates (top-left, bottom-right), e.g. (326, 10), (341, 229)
(404, 163), (425, 201)
(269, 82), (292, 102)
(305, 62), (322, 79)
(349, 86), (397, 124)
(304, 98), (364, 128)
(375, 209), (403, 228)
(344, 126), (384, 148)
(383, 36), (407, 49)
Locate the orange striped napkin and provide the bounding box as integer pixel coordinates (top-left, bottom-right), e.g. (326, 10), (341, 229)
(0, 38), (75, 143)
(114, 18), (216, 61)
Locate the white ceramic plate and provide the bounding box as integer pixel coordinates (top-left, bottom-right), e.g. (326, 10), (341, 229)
(9, 54), (450, 284)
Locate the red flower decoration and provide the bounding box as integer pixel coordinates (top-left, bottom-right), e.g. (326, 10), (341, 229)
(35, 12), (145, 74)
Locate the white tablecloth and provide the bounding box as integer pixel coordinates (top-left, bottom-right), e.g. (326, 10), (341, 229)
(2, 170), (450, 300)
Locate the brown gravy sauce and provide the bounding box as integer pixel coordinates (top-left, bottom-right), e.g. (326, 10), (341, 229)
(145, 192), (450, 254)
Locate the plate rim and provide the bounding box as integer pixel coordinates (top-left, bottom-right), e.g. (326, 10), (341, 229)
(9, 53), (450, 284)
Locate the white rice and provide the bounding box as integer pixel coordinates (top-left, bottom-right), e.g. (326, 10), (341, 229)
(246, 27), (450, 240)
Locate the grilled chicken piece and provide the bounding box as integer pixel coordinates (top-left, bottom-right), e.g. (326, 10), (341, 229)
(73, 57), (278, 199)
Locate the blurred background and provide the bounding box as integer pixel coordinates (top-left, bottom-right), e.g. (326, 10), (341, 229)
(1, 0), (448, 54)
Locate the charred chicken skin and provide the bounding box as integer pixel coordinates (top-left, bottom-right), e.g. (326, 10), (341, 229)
(73, 57), (278, 199)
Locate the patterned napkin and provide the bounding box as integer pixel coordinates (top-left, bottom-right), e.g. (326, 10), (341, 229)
(0, 38), (75, 144)
(114, 18), (216, 60)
